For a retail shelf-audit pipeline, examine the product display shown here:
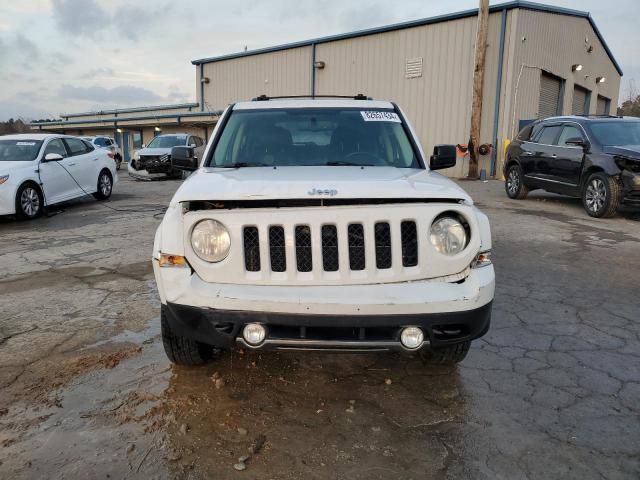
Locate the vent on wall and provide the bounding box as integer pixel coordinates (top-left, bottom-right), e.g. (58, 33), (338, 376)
(405, 57), (423, 78)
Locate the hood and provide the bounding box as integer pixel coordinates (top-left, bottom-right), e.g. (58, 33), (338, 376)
(138, 147), (172, 156)
(0, 161), (35, 173)
(170, 166), (472, 205)
(603, 145), (640, 160)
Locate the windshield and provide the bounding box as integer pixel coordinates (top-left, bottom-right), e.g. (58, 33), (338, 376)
(589, 121), (640, 146)
(209, 108), (420, 168)
(0, 139), (43, 162)
(146, 135), (187, 148)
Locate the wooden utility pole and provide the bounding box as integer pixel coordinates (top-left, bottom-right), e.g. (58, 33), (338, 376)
(468, 0), (489, 179)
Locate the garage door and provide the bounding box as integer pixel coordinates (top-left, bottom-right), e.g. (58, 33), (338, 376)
(597, 95), (610, 115)
(539, 72), (562, 118)
(572, 86), (590, 115)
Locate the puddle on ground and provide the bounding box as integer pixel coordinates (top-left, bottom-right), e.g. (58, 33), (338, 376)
(0, 315), (468, 479)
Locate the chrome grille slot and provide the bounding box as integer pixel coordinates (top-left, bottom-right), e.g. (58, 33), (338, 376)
(243, 226), (260, 272)
(374, 222), (392, 269)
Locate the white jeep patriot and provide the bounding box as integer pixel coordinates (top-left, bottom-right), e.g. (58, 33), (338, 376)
(152, 96), (494, 366)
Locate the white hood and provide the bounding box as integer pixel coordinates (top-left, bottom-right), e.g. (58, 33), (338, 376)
(0, 161), (36, 174)
(138, 147), (172, 156)
(170, 167), (472, 205)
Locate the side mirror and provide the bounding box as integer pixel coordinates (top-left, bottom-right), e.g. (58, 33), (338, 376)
(429, 145), (457, 170)
(44, 153), (63, 162)
(189, 143), (197, 148)
(565, 137), (588, 150)
(171, 146), (199, 172)
(141, 144), (146, 149)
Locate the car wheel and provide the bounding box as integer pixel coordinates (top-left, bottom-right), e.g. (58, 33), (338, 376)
(505, 164), (529, 199)
(419, 341), (471, 365)
(15, 182), (44, 220)
(582, 172), (621, 218)
(93, 170), (113, 200)
(161, 304), (215, 365)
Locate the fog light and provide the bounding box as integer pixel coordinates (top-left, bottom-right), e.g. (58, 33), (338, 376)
(400, 327), (424, 350)
(242, 323), (266, 346)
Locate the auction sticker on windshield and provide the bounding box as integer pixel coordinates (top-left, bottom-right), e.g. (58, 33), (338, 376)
(360, 111), (401, 123)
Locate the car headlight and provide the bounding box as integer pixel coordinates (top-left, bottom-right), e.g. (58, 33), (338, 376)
(429, 214), (468, 255)
(191, 219), (231, 262)
(133, 151), (140, 161)
(0, 175), (8, 185)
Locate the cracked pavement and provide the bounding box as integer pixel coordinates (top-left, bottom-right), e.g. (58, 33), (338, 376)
(0, 176), (638, 479)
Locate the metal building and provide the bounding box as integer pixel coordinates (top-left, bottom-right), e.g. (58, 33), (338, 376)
(32, 1), (622, 178)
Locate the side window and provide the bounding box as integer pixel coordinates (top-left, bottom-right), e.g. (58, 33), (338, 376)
(517, 125), (534, 141)
(196, 137), (203, 146)
(94, 138), (107, 147)
(188, 136), (196, 146)
(536, 126), (563, 145)
(64, 138), (90, 156)
(44, 139), (68, 158)
(557, 126), (583, 146)
(83, 140), (95, 152)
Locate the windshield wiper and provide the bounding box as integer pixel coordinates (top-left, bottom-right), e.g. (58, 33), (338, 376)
(217, 162), (271, 168)
(326, 161), (374, 166)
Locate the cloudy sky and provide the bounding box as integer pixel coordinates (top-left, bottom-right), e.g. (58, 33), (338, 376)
(0, 0), (637, 120)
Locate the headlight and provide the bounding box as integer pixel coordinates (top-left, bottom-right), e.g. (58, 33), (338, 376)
(429, 214), (468, 255)
(133, 151), (140, 161)
(0, 175), (8, 185)
(191, 219), (231, 262)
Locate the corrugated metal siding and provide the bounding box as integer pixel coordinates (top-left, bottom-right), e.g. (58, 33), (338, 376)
(571, 85), (590, 115)
(502, 10), (620, 131)
(539, 72), (562, 118)
(495, 9), (621, 176)
(200, 47), (311, 108)
(314, 13), (504, 177)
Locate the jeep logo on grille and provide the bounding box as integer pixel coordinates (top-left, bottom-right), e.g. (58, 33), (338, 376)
(308, 188), (338, 197)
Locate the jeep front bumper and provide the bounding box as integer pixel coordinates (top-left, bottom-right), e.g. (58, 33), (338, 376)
(154, 262), (494, 351)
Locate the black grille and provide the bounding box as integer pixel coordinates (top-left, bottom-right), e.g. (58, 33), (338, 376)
(401, 221), (418, 267)
(269, 226), (286, 272)
(295, 225), (313, 272)
(374, 222), (392, 269)
(321, 225), (339, 271)
(347, 224), (365, 271)
(243, 226), (260, 272)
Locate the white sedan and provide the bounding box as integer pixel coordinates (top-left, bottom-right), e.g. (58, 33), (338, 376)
(0, 134), (118, 219)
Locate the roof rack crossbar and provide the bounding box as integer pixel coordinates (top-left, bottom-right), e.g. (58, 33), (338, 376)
(252, 94), (372, 101)
(577, 114), (623, 118)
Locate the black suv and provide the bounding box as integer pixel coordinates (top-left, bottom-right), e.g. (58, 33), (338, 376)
(504, 116), (640, 217)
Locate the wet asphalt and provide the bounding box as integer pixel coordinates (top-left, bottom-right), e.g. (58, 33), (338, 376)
(0, 174), (639, 479)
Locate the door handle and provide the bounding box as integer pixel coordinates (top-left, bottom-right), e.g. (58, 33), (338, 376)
(550, 154), (557, 159)
(92, 158), (98, 161)
(67, 162), (77, 166)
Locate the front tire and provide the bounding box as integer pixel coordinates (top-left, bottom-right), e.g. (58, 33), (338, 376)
(419, 341), (471, 365)
(15, 182), (44, 220)
(93, 170), (113, 200)
(582, 172), (620, 218)
(161, 304), (215, 365)
(505, 164), (529, 199)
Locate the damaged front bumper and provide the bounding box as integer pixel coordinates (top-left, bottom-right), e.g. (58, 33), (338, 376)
(621, 170), (640, 206)
(153, 262), (495, 351)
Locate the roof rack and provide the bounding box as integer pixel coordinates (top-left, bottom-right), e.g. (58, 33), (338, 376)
(577, 114), (623, 119)
(252, 94), (372, 101)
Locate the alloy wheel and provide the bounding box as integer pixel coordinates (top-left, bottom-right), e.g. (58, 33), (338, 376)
(99, 173), (112, 197)
(585, 178), (606, 213)
(20, 187), (40, 217)
(507, 168), (520, 195)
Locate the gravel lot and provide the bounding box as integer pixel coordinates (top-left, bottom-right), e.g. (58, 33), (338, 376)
(1, 174), (639, 479)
